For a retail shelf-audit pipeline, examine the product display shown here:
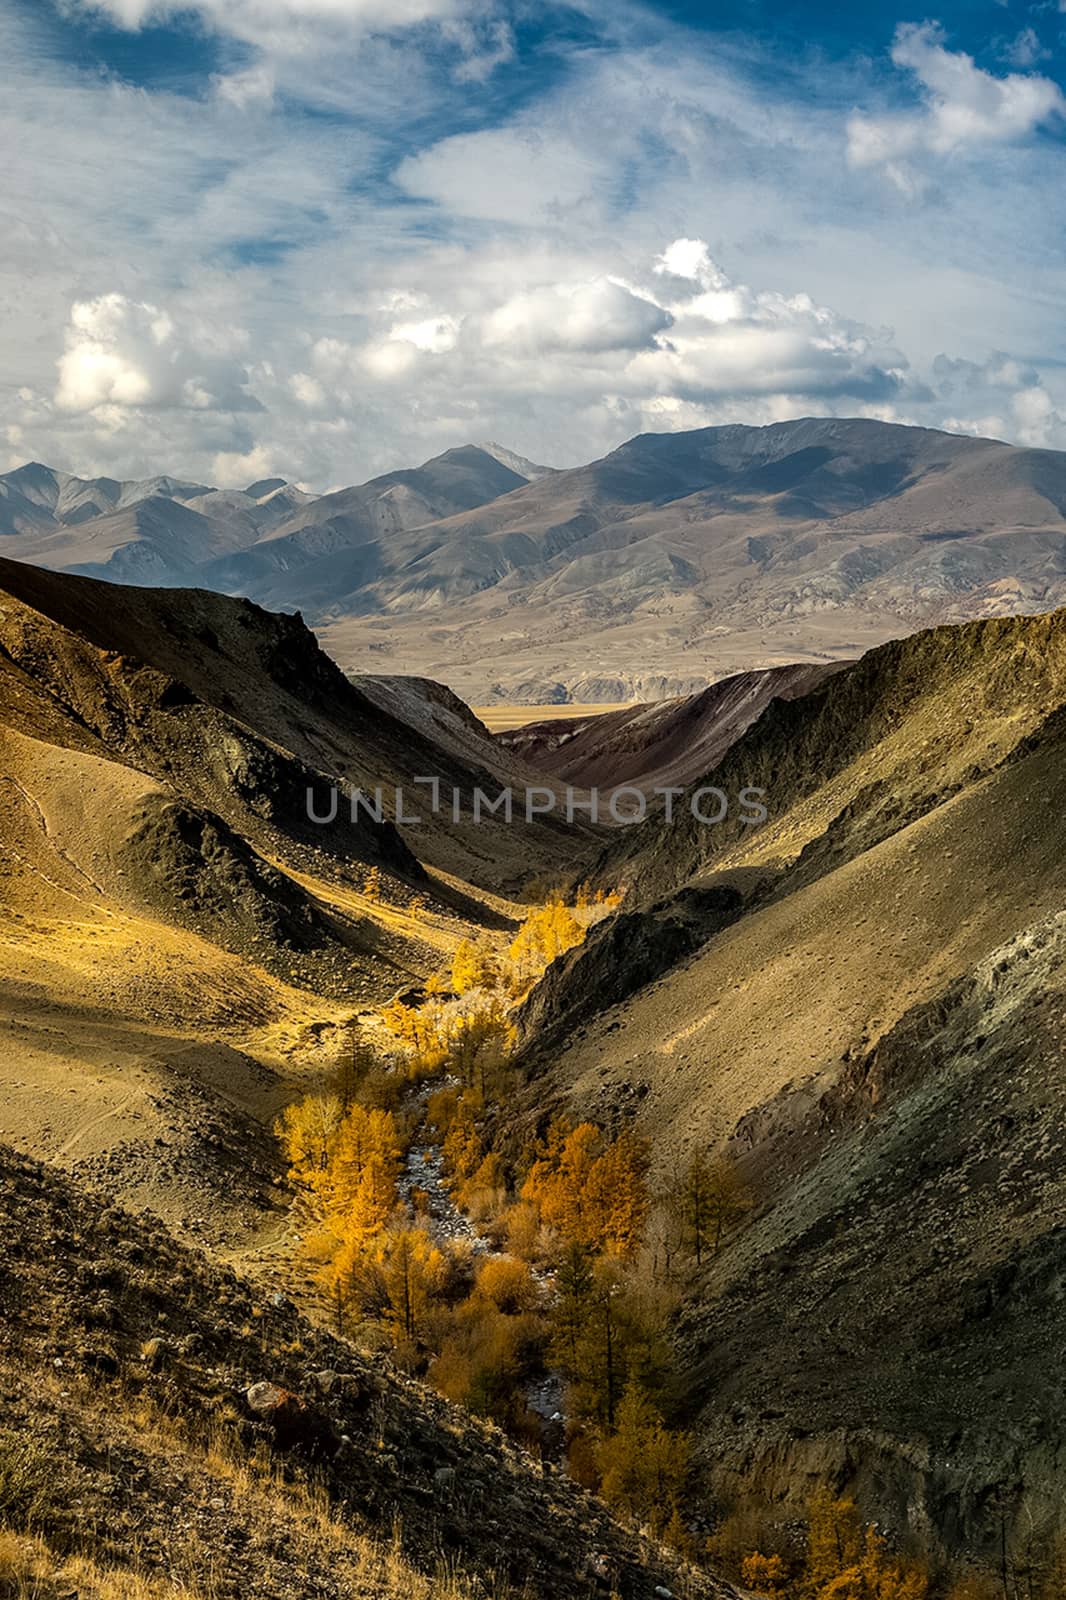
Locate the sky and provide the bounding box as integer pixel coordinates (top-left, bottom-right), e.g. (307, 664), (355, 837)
(1, 0), (1065, 489)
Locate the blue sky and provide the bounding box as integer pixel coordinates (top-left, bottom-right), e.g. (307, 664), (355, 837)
(1, 0), (1065, 486)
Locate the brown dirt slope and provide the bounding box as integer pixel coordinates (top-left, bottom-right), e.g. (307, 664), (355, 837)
(513, 607), (1066, 1571)
(0, 1142), (736, 1600)
(0, 558), (595, 1241)
(0, 554), (597, 893)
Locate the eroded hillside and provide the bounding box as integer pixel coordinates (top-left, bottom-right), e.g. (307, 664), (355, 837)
(510, 608), (1066, 1574)
(0, 559), (596, 1245)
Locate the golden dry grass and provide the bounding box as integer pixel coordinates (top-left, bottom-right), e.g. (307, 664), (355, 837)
(472, 702), (631, 732)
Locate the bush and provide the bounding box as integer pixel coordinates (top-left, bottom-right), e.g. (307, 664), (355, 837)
(475, 1256), (539, 1315)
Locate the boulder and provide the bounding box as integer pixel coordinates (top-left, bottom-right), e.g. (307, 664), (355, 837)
(244, 1380), (335, 1457)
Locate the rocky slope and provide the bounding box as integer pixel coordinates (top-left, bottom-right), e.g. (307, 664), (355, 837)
(0, 555), (592, 894)
(496, 663), (843, 791)
(0, 1142), (734, 1600)
(511, 606), (1066, 1575)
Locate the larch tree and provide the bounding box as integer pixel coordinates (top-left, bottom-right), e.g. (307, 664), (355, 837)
(596, 1382), (690, 1536)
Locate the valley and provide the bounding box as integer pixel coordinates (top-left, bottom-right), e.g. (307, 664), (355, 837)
(0, 550), (1064, 1600)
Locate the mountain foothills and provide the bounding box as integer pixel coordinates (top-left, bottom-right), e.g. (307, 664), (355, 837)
(1, 548), (1065, 1594)
(7, 419), (1066, 702)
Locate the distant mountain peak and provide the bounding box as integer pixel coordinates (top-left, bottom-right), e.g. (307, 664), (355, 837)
(477, 441), (555, 481)
(246, 477), (288, 499)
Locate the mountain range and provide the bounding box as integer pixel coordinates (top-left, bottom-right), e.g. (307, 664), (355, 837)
(7, 418), (1066, 702)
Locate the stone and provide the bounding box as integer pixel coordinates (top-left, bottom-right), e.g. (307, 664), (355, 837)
(244, 1380), (336, 1458)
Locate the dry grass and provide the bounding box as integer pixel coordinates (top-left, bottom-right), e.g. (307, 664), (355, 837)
(0, 1524), (507, 1600)
(0, 1373), (524, 1600)
(473, 702), (627, 733)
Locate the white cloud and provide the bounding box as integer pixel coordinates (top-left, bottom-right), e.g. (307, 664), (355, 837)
(2, 4), (1066, 484)
(446, 17), (514, 83)
(848, 22), (1065, 186)
(1010, 385), (1064, 447)
(55, 294), (256, 415)
(213, 64), (276, 109)
(395, 129), (610, 223)
(211, 443), (276, 489)
(1002, 28), (1050, 71)
(480, 278), (671, 354)
(934, 350), (1066, 449)
(290, 372), (326, 407)
(63, 0), (462, 49)
(654, 238), (730, 290)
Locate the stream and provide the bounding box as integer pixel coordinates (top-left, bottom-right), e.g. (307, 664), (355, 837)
(397, 1079), (567, 1437)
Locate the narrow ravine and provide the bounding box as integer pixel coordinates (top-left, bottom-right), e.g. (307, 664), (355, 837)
(397, 1078), (568, 1441)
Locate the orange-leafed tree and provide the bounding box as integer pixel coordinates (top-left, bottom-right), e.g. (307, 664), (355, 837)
(583, 1128), (651, 1258)
(741, 1553), (790, 1596)
(275, 1093), (343, 1198)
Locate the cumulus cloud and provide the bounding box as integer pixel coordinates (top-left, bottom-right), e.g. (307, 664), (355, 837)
(56, 295), (257, 416)
(632, 248), (904, 403)
(4, 2), (1066, 483)
(848, 23), (1065, 189)
(211, 443), (276, 489)
(480, 279), (671, 355)
(296, 243), (910, 440)
(934, 350), (1066, 449)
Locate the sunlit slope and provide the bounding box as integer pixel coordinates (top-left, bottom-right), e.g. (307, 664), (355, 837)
(591, 608), (1066, 906)
(513, 605), (1066, 1562)
(542, 729), (1066, 1156)
(0, 560), (558, 1238)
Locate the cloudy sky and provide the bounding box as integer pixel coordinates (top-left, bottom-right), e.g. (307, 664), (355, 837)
(2, 0), (1065, 488)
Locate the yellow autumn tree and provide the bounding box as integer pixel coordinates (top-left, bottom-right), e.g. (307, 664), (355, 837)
(328, 1104), (401, 1217)
(442, 1102), (483, 1181)
(508, 897), (585, 978)
(450, 996), (515, 1092)
(372, 1226), (447, 1344)
(275, 1093), (343, 1200)
(452, 938), (501, 995)
(583, 1128), (651, 1258)
(807, 1491), (864, 1594)
(381, 996), (458, 1057)
(522, 1119), (650, 1257)
(596, 1382), (690, 1535)
(522, 1120), (603, 1244)
(742, 1552), (790, 1595)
